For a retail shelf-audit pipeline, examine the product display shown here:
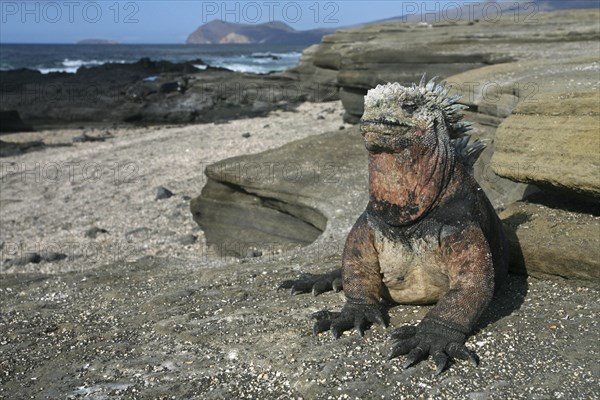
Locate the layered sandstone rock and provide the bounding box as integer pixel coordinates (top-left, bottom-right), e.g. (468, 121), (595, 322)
(307, 9), (599, 122)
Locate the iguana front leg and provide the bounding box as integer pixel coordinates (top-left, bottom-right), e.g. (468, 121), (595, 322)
(313, 213), (387, 337)
(389, 225), (495, 374)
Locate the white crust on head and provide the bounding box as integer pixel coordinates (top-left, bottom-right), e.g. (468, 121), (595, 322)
(363, 76), (472, 139)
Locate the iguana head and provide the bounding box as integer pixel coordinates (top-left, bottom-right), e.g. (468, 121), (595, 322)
(360, 77), (471, 153)
(361, 77), (485, 225)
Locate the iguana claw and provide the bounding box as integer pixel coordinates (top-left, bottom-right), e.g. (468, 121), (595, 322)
(278, 269), (342, 296)
(389, 319), (478, 375)
(311, 303), (387, 338)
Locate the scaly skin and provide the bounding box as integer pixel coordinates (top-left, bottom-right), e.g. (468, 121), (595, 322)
(280, 78), (508, 374)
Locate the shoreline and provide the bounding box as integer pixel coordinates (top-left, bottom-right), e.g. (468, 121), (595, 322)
(0, 53), (331, 133)
(0, 43), (306, 75)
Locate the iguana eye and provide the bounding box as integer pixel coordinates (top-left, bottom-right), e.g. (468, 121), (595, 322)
(403, 104), (418, 114)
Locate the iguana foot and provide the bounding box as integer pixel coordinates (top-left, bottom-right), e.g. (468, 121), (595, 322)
(388, 319), (478, 375)
(278, 269), (342, 296)
(311, 302), (387, 338)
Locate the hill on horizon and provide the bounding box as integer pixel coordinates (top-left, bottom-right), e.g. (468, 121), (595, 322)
(187, 1), (598, 45)
(186, 20), (335, 45)
(371, 0), (600, 24)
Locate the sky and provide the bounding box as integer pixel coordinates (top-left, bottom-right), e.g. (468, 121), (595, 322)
(0, 0), (499, 44)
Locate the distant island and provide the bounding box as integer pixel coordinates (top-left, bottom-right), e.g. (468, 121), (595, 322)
(77, 39), (120, 45)
(186, 20), (334, 45)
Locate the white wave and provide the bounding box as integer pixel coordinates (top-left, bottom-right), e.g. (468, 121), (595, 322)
(207, 52), (300, 74)
(62, 58), (102, 68)
(217, 61), (297, 74)
(38, 58), (128, 74)
(215, 63), (272, 74)
(39, 67), (79, 74)
(251, 51), (302, 59)
(27, 51), (300, 75)
(251, 58), (272, 64)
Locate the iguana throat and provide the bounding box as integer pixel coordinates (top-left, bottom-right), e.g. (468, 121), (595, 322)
(366, 140), (455, 226)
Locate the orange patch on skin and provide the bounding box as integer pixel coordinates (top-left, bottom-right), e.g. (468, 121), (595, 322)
(342, 213), (381, 305)
(427, 225), (495, 328)
(369, 149), (445, 223)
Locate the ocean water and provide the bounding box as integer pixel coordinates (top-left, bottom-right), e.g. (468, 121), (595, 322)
(0, 43), (305, 74)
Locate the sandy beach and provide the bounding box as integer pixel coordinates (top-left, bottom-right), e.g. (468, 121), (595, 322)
(0, 101), (348, 274)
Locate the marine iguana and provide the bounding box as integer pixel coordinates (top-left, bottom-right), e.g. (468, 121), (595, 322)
(280, 76), (508, 374)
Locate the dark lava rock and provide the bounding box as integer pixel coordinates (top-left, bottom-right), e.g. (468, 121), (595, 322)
(178, 234), (198, 245)
(0, 139), (46, 157)
(0, 110), (33, 133)
(0, 56), (314, 129)
(125, 227), (151, 238)
(42, 252), (68, 262)
(245, 248), (263, 258)
(159, 81), (179, 94)
(6, 253), (42, 266)
(2, 249), (65, 267)
(155, 186), (174, 200)
(72, 132), (112, 143)
(85, 227), (109, 239)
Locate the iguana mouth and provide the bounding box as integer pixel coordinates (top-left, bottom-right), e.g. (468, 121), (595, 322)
(361, 117), (416, 128)
(360, 118), (416, 137)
